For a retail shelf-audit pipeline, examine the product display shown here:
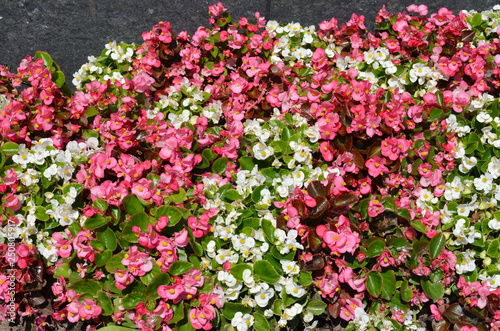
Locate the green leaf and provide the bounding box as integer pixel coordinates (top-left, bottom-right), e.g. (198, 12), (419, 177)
(169, 261), (193, 276)
(396, 208), (411, 219)
(306, 299), (327, 315)
(221, 302), (252, 319)
(145, 273), (171, 299)
(53, 70), (66, 88)
(84, 214), (111, 230)
(212, 156), (229, 174)
(400, 280), (413, 302)
(35, 51), (53, 68)
(54, 263), (72, 278)
(366, 238), (385, 258)
(238, 156), (255, 171)
(429, 233), (446, 259)
(410, 220), (427, 233)
(68, 279), (101, 295)
(169, 303), (185, 324)
(298, 270), (313, 286)
(122, 292), (146, 309)
(254, 260), (281, 284)
(487, 239), (500, 258)
(251, 185), (266, 204)
(123, 194), (145, 215)
(1, 142), (19, 155)
(97, 291), (113, 316)
(253, 312), (271, 331)
(223, 189), (242, 201)
(154, 206), (183, 227)
(94, 249), (112, 267)
(428, 108), (443, 122)
(105, 252), (127, 273)
(121, 212), (149, 243)
(262, 219), (275, 243)
(471, 13), (483, 27)
(93, 198), (108, 212)
(380, 270), (396, 300)
(230, 263), (253, 282)
(366, 272), (382, 297)
(97, 227), (117, 252)
(170, 188), (187, 204)
(421, 279), (444, 301)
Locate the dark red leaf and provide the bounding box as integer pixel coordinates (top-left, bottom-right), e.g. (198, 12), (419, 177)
(333, 192), (359, 207)
(307, 180), (326, 198)
(309, 196), (330, 219)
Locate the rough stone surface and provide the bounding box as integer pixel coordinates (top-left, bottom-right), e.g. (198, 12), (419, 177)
(0, 0), (499, 85)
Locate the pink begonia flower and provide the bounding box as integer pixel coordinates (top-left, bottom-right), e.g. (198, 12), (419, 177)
(406, 4), (428, 15)
(430, 304), (442, 321)
(173, 229), (189, 247)
(121, 246), (153, 277)
(339, 267), (366, 292)
(189, 305), (216, 330)
(78, 299), (102, 320)
(365, 156), (389, 177)
(132, 72), (154, 93)
(66, 302), (81, 323)
(2, 193), (21, 211)
(367, 199), (384, 218)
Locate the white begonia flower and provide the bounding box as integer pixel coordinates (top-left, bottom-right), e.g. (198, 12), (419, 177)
(254, 282), (275, 307)
(18, 169), (39, 187)
(453, 219), (481, 245)
(444, 176), (464, 201)
(352, 307), (370, 330)
(225, 283), (243, 301)
(12, 144), (32, 167)
(37, 239), (58, 263)
(284, 278), (307, 297)
(418, 189), (437, 204)
(478, 274), (500, 289)
(252, 143), (274, 160)
(291, 169), (305, 186)
(266, 20), (279, 32)
(363, 47), (377, 64)
(458, 155), (477, 173)
(215, 248), (239, 265)
(409, 63), (431, 84)
(217, 270), (238, 287)
(474, 173), (494, 193)
(259, 188), (274, 207)
(488, 219), (500, 230)
(456, 203), (476, 217)
(476, 111), (493, 123)
(487, 157), (500, 179)
(206, 240), (217, 258)
(275, 229), (304, 254)
(281, 260), (300, 275)
(231, 312), (254, 331)
(456, 250), (477, 274)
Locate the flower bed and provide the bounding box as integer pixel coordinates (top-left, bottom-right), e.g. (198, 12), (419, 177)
(1, 2), (500, 330)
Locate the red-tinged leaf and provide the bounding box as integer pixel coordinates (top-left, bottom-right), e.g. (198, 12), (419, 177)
(291, 199), (308, 218)
(333, 192), (359, 207)
(327, 303), (341, 318)
(307, 181), (326, 198)
(351, 149), (365, 169)
(307, 231), (323, 251)
(367, 142), (381, 159)
(309, 196), (329, 218)
(431, 319), (450, 331)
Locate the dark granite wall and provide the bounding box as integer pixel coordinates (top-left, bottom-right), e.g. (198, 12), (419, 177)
(1, 0), (498, 84)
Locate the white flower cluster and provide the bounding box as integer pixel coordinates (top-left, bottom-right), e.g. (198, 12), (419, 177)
(3, 138), (99, 262)
(347, 307), (426, 331)
(266, 21), (317, 64)
(197, 113), (334, 327)
(72, 41), (137, 89)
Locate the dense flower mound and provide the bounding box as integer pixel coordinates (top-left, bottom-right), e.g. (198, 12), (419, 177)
(1, 2), (500, 330)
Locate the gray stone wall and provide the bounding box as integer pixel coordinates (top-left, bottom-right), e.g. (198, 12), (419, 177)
(1, 0), (498, 84)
